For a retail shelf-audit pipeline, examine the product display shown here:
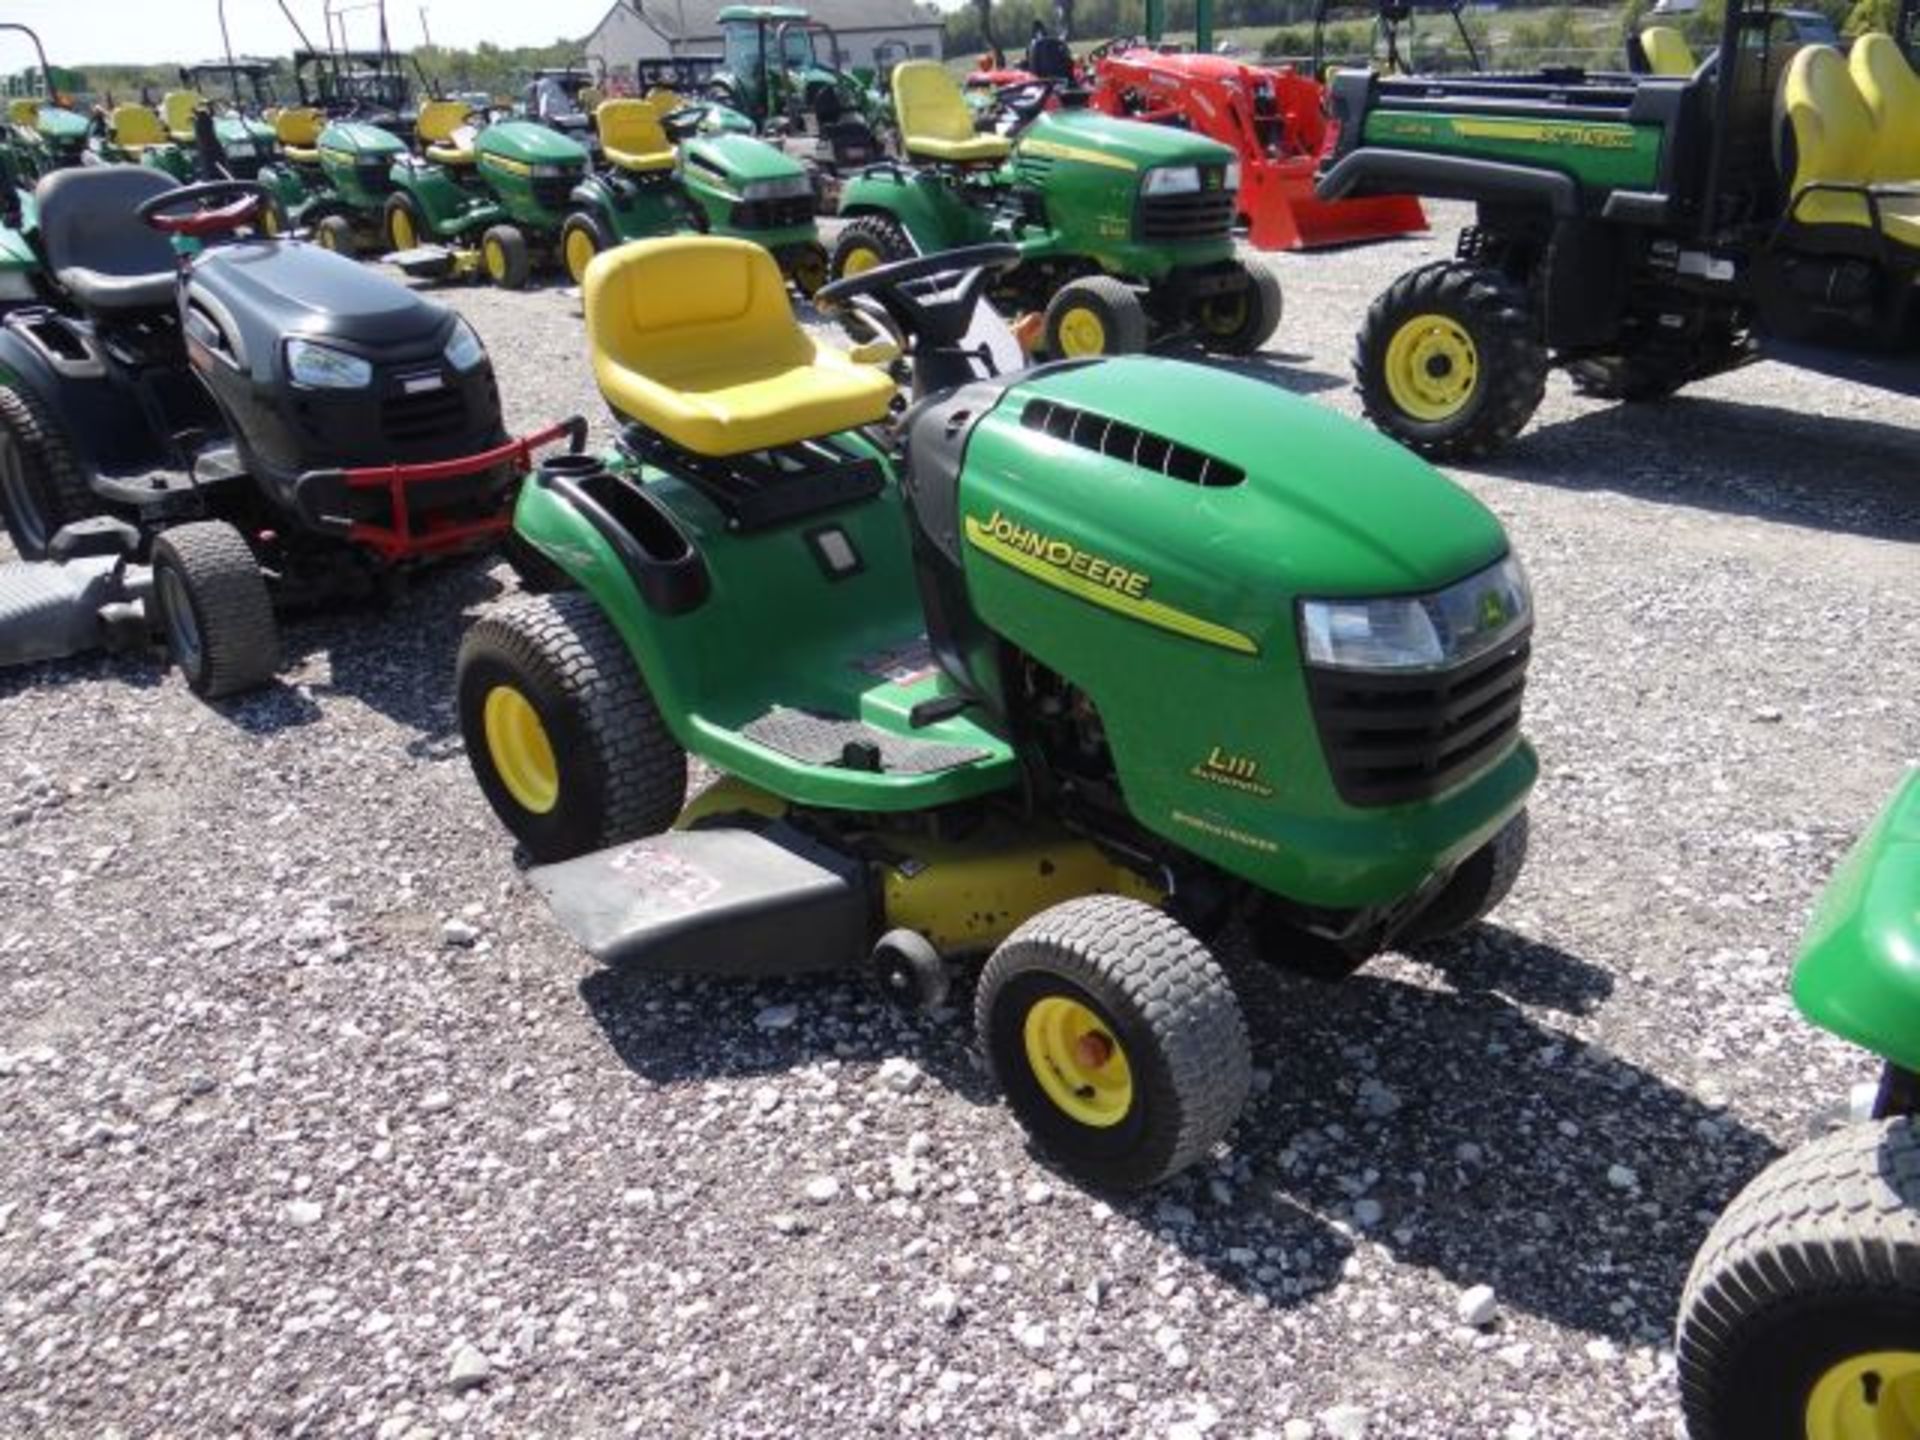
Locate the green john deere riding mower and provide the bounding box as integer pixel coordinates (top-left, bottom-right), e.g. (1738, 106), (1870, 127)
(0, 24), (87, 309)
(1677, 769), (1920, 1440)
(454, 235), (1536, 1189)
(834, 63), (1282, 359)
(1319, 0), (1920, 459)
(149, 61), (283, 183)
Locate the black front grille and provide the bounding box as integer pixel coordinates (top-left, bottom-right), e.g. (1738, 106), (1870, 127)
(381, 377), (468, 445)
(531, 172), (580, 210)
(356, 160), (395, 195)
(1139, 187), (1236, 243)
(1306, 633), (1530, 807)
(733, 195), (814, 230)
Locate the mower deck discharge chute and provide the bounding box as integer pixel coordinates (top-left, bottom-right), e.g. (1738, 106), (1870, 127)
(456, 234), (1536, 1189)
(0, 168), (578, 698)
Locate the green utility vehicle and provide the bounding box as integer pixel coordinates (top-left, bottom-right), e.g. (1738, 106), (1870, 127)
(454, 236), (1536, 1189)
(1678, 770), (1920, 1440)
(709, 5), (891, 184)
(1319, 0), (1920, 458)
(834, 63), (1281, 358)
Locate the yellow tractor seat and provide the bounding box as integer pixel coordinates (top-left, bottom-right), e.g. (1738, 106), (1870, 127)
(892, 60), (1011, 165)
(597, 99), (676, 173)
(110, 104), (170, 153)
(426, 141), (477, 165)
(1851, 32), (1920, 180)
(644, 86), (682, 116)
(1779, 45), (1920, 247)
(585, 236), (895, 458)
(276, 106), (324, 163)
(579, 86), (604, 111)
(162, 90), (200, 142)
(415, 97), (475, 162)
(9, 98), (37, 127)
(1637, 27), (1695, 78)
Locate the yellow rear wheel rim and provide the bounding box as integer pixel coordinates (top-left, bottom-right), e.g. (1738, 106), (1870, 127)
(564, 227), (596, 284)
(841, 244), (882, 276)
(1383, 312), (1478, 422)
(1022, 995), (1132, 1128)
(1056, 306), (1108, 357)
(483, 236), (507, 282)
(389, 207), (416, 250)
(483, 685), (559, 815)
(1807, 1351), (1920, 1440)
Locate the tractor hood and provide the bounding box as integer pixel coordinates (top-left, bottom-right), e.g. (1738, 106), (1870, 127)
(1016, 110), (1236, 171)
(476, 118), (589, 165)
(36, 107), (88, 144)
(683, 130), (805, 186)
(216, 114), (275, 148)
(189, 239), (456, 359)
(317, 120), (405, 157)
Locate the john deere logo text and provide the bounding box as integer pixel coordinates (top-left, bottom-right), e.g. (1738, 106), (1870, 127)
(976, 509), (1150, 599)
(1192, 746), (1274, 798)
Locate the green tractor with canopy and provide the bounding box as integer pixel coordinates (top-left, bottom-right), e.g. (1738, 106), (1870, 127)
(708, 5), (892, 186)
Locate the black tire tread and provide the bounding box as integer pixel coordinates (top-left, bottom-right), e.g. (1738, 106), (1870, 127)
(829, 213), (915, 278)
(977, 895), (1251, 1186)
(1401, 810), (1530, 946)
(0, 383), (93, 559)
(1205, 262), (1284, 356)
(152, 521), (279, 699)
(1045, 275), (1150, 358)
(483, 224), (532, 290)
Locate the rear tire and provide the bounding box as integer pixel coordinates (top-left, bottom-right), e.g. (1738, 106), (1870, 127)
(383, 191), (428, 253)
(150, 521), (280, 700)
(456, 591), (687, 863)
(976, 896), (1250, 1189)
(314, 214), (356, 254)
(1398, 811), (1530, 947)
(828, 213), (914, 280)
(0, 384), (93, 560)
(1677, 1118), (1920, 1440)
(1355, 260), (1546, 461)
(560, 211), (609, 286)
(1195, 261), (1283, 355)
(481, 224), (531, 290)
(1044, 276), (1149, 359)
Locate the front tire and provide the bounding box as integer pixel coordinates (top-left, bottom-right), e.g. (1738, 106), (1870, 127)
(456, 592), (687, 863)
(1355, 260), (1546, 461)
(0, 383), (93, 559)
(1398, 811), (1530, 947)
(150, 521), (280, 699)
(782, 241), (829, 297)
(828, 214), (914, 280)
(383, 191), (427, 253)
(1044, 276), (1149, 359)
(560, 211), (609, 286)
(314, 214), (356, 254)
(1678, 1118), (1920, 1440)
(976, 896), (1251, 1189)
(1195, 262), (1283, 355)
(480, 224), (531, 290)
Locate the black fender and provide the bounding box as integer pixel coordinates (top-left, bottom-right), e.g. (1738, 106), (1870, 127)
(1317, 150), (1579, 218)
(0, 322), (157, 477)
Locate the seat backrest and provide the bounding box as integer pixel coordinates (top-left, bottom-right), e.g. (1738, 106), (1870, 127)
(8, 98), (37, 126)
(579, 86), (604, 111)
(111, 103), (169, 148)
(1851, 31), (1920, 180)
(1638, 27), (1696, 77)
(892, 60), (976, 147)
(416, 98), (470, 144)
(162, 91), (200, 137)
(36, 165), (178, 279)
(1780, 45), (1877, 196)
(644, 86), (682, 116)
(597, 98), (670, 155)
(587, 236), (809, 388)
(276, 106), (323, 147)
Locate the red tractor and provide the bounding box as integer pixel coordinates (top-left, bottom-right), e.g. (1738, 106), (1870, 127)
(1087, 47), (1427, 251)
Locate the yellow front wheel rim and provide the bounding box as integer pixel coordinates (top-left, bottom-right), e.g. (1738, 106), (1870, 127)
(1382, 312), (1479, 422)
(1022, 995), (1132, 1127)
(483, 236), (506, 282)
(1056, 306), (1108, 357)
(389, 208), (417, 250)
(483, 685), (559, 815)
(564, 227), (596, 284)
(1201, 292), (1249, 336)
(1806, 1351), (1920, 1440)
(841, 244), (882, 276)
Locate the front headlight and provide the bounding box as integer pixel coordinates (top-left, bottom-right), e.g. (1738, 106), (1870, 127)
(286, 338), (372, 389)
(1142, 165), (1201, 196)
(443, 317), (486, 372)
(1222, 161), (1241, 191)
(224, 141), (255, 158)
(530, 163), (578, 179)
(740, 174), (813, 202)
(1300, 554), (1530, 673)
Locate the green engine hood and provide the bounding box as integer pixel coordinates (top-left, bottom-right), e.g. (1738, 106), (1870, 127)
(1792, 769), (1920, 1072)
(317, 120), (404, 157)
(216, 115), (276, 146)
(36, 106), (89, 143)
(1017, 110), (1236, 170)
(477, 119), (589, 164)
(683, 130), (804, 184)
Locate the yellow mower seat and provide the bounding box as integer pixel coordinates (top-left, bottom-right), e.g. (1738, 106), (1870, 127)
(1780, 45), (1920, 247)
(596, 98), (675, 173)
(9, 99), (37, 127)
(109, 103), (170, 154)
(416, 98), (475, 165)
(892, 60), (1010, 165)
(1851, 32), (1920, 180)
(585, 236), (894, 457)
(276, 106), (323, 163)
(162, 90), (200, 142)
(1638, 27), (1695, 78)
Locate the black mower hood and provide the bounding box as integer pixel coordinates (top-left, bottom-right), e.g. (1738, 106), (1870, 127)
(189, 240), (459, 364)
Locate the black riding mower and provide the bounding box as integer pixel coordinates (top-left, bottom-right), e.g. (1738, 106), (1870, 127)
(0, 166), (579, 698)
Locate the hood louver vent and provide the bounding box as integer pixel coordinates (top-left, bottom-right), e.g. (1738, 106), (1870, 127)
(1021, 398), (1244, 488)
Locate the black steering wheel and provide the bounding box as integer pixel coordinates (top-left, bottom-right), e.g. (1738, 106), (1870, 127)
(134, 179), (267, 237)
(816, 243), (1020, 350)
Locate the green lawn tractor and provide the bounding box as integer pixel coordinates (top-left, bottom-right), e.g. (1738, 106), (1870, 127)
(150, 61), (284, 183)
(255, 109), (406, 254)
(384, 100), (593, 288)
(1318, 0), (1920, 460)
(1677, 769), (1920, 1440)
(0, 23), (87, 184)
(833, 63), (1281, 360)
(453, 235), (1536, 1190)
(709, 4), (891, 187)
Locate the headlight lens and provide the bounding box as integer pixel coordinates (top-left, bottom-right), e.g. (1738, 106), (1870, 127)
(741, 174), (813, 202)
(1300, 554), (1530, 673)
(285, 338), (372, 389)
(1222, 160), (1241, 191)
(443, 317), (486, 372)
(1142, 165), (1201, 196)
(224, 141), (255, 158)
(529, 163), (577, 178)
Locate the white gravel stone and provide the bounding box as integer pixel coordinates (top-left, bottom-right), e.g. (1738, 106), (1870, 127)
(1607, 1163), (1640, 1191)
(1456, 1284), (1500, 1328)
(440, 919), (480, 947)
(1322, 1403), (1371, 1440)
(803, 1176), (840, 1204)
(446, 1344), (491, 1392)
(754, 1003), (799, 1031)
(283, 1200), (323, 1228)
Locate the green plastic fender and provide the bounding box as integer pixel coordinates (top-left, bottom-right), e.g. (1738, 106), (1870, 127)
(1792, 769), (1920, 1072)
(390, 160), (503, 240)
(574, 172), (686, 244)
(836, 166), (982, 255)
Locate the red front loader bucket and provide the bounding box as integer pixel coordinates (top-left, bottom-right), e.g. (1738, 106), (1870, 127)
(1243, 153), (1429, 251)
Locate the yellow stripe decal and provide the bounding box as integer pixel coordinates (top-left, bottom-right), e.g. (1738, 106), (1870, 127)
(1019, 137), (1137, 173)
(964, 515), (1257, 655)
(483, 153), (531, 175)
(1450, 117), (1636, 150)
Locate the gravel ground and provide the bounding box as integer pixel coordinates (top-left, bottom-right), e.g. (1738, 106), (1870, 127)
(1, 205), (1916, 1438)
